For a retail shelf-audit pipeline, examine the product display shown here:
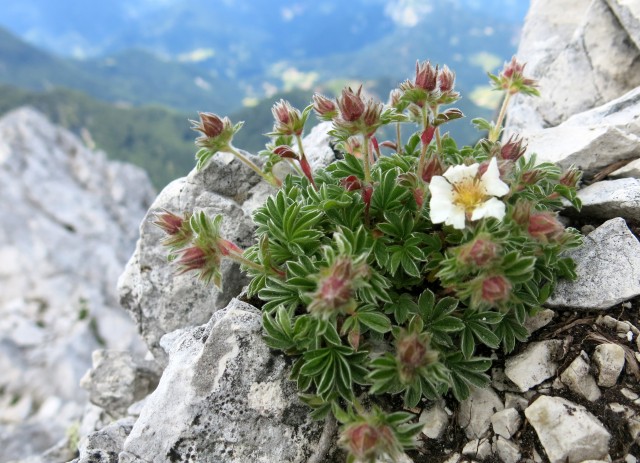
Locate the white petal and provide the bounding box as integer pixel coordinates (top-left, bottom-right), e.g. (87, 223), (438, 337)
(481, 158), (509, 197)
(471, 197), (506, 221)
(443, 163), (478, 185)
(429, 176), (455, 224)
(446, 206), (467, 229)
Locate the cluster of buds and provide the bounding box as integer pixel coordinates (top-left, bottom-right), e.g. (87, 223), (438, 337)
(191, 112), (237, 154)
(154, 211), (246, 288)
(399, 61), (459, 108)
(489, 56), (540, 96)
(395, 329), (438, 383)
(270, 99), (307, 136)
(307, 256), (370, 319)
(324, 86), (384, 138)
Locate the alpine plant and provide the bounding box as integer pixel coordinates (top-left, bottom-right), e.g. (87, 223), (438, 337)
(155, 57), (583, 463)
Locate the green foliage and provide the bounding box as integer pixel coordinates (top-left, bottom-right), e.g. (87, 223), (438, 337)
(158, 57), (582, 463)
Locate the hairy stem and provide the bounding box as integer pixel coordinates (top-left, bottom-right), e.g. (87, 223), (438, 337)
(362, 134), (372, 183)
(395, 122), (402, 155)
(489, 93), (512, 142)
(228, 146), (281, 187)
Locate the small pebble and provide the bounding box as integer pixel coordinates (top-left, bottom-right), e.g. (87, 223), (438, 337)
(621, 388), (639, 401)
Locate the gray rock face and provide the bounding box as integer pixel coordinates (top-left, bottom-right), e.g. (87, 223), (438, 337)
(77, 418), (136, 463)
(0, 107), (154, 460)
(79, 351), (159, 418)
(525, 395), (611, 463)
(508, 0), (640, 132)
(566, 178), (640, 222)
(120, 298), (331, 463)
(547, 218), (640, 310)
(117, 151), (269, 364)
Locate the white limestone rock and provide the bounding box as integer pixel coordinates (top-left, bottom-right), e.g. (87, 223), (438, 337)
(605, 0), (640, 50)
(120, 298), (332, 463)
(491, 408), (522, 439)
(546, 218), (640, 310)
(494, 437), (521, 463)
(559, 351), (602, 402)
(79, 350), (159, 418)
(504, 340), (564, 392)
(524, 309), (555, 334)
(300, 122), (338, 170)
(566, 178), (640, 222)
(457, 385), (504, 439)
(77, 417), (136, 463)
(525, 395), (611, 463)
(419, 400), (449, 439)
(462, 438), (492, 460)
(508, 0), (640, 133)
(593, 343), (626, 387)
(0, 107), (153, 460)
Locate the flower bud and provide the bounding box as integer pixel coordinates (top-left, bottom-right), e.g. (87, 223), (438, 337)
(521, 169), (543, 185)
(396, 332), (437, 370)
(197, 112), (224, 138)
(177, 246), (209, 274)
(341, 175), (362, 192)
(272, 145), (299, 160)
(438, 65), (455, 93)
(559, 167), (581, 188)
(307, 258), (368, 318)
(312, 93), (337, 121)
(528, 212), (565, 243)
(421, 154), (444, 182)
(500, 135), (527, 161)
(340, 422), (392, 462)
(271, 99), (304, 136)
(415, 60), (438, 92)
(458, 237), (499, 268)
(363, 100), (383, 130)
(481, 275), (511, 304)
(153, 210), (193, 250)
(338, 86), (365, 122)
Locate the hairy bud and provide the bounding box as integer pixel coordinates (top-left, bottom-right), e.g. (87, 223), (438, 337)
(312, 93), (337, 121)
(458, 236), (499, 268)
(415, 60), (438, 92)
(500, 135), (527, 161)
(338, 87), (365, 122)
(481, 275), (512, 304)
(438, 65), (455, 93)
(528, 212), (565, 243)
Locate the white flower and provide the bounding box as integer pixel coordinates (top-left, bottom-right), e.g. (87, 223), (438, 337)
(429, 157), (509, 229)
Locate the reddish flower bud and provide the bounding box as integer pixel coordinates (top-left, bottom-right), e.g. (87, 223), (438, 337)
(388, 88), (403, 108)
(312, 93), (337, 121)
(438, 65), (455, 93)
(500, 135), (527, 161)
(153, 210), (193, 250)
(502, 56), (525, 80)
(521, 169), (543, 185)
(218, 239), (242, 256)
(153, 210), (185, 236)
(415, 60), (438, 92)
(559, 167), (581, 188)
(397, 333), (437, 369)
(196, 112), (225, 138)
(272, 145), (299, 160)
(341, 175), (362, 192)
(271, 99), (305, 136)
(362, 185), (373, 208)
(481, 275), (511, 304)
(511, 201), (532, 226)
(307, 258), (368, 318)
(421, 126), (436, 147)
(528, 212), (565, 243)
(421, 154), (444, 182)
(341, 423), (386, 461)
(338, 87), (365, 122)
(177, 246), (209, 273)
(363, 100), (383, 130)
(413, 186), (424, 209)
(458, 237), (499, 268)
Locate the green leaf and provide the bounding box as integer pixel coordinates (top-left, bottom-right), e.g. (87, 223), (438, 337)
(358, 312), (392, 334)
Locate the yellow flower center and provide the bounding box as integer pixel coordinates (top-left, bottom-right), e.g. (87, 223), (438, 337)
(452, 179), (487, 212)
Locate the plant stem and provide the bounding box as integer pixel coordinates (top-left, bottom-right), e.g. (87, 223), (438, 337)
(489, 93), (513, 142)
(431, 104), (442, 152)
(417, 106), (429, 180)
(228, 145), (281, 187)
(395, 122), (402, 155)
(228, 251), (268, 273)
(362, 134), (372, 183)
